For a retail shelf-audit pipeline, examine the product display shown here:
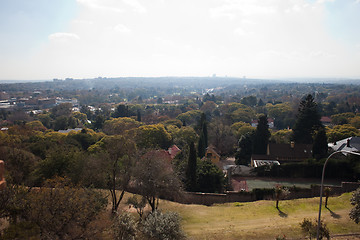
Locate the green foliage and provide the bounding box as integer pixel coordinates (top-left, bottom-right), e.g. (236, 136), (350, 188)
(186, 142), (197, 192)
(266, 102), (293, 129)
(327, 124), (360, 143)
(0, 147), (38, 185)
(300, 218), (329, 240)
(141, 211), (186, 240)
(241, 95), (257, 107)
(350, 187), (360, 224)
(235, 133), (253, 165)
(253, 115), (271, 155)
(172, 126), (198, 149)
(312, 127), (328, 160)
(132, 124), (172, 149)
(331, 112), (355, 125)
(176, 110), (203, 126)
(103, 117), (142, 135)
(271, 129), (293, 144)
(220, 103), (255, 123)
(197, 160), (225, 193)
(293, 94), (323, 144)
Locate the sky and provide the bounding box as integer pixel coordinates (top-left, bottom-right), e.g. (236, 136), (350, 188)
(0, 0), (360, 80)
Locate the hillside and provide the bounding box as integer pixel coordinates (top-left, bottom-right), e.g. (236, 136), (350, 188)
(156, 192), (359, 240)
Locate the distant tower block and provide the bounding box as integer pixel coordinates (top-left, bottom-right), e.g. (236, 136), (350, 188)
(0, 160), (6, 190)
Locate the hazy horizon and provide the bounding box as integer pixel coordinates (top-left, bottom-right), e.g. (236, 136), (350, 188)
(1, 0), (360, 80)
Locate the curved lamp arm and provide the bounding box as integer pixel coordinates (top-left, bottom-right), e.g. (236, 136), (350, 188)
(316, 150), (360, 240)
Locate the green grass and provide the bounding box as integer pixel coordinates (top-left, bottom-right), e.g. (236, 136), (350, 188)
(155, 192), (360, 240)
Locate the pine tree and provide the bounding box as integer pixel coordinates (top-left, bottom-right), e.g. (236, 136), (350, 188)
(293, 94), (323, 144)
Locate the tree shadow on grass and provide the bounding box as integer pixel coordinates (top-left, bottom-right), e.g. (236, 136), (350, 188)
(277, 208), (288, 218)
(326, 206), (341, 219)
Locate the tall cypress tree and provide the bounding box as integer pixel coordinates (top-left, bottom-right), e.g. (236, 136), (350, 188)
(293, 94), (323, 144)
(252, 115), (271, 155)
(186, 142), (197, 192)
(197, 113), (208, 158)
(312, 127), (328, 160)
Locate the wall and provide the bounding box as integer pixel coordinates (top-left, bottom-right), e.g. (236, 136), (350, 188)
(175, 182), (360, 206)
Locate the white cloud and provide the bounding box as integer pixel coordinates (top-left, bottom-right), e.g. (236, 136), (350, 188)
(233, 27), (254, 37)
(209, 1), (276, 19)
(122, 0), (147, 13)
(76, 0), (123, 13)
(113, 24), (131, 34)
(48, 32), (80, 41)
(355, 0), (360, 4)
(317, 0), (335, 3)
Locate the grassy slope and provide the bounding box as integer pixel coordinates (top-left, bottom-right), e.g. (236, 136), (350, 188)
(156, 192), (359, 240)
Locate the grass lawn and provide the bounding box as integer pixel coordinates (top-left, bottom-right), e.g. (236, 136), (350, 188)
(155, 192), (360, 240)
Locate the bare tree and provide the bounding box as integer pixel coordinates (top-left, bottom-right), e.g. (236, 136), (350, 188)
(133, 150), (182, 212)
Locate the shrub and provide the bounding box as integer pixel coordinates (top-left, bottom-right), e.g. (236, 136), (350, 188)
(300, 218), (329, 240)
(141, 211), (186, 240)
(112, 212), (137, 240)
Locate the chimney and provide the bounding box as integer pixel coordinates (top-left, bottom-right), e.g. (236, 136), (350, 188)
(347, 138), (351, 148)
(290, 141), (295, 149)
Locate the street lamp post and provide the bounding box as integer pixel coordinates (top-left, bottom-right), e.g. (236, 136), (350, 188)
(316, 150), (360, 240)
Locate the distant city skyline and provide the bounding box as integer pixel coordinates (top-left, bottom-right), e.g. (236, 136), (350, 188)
(1, 0), (360, 80)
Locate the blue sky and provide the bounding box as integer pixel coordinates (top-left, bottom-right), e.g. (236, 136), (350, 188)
(0, 0), (360, 80)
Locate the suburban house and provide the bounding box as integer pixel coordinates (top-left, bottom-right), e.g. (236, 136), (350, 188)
(168, 145), (181, 159)
(251, 118), (274, 129)
(320, 116), (332, 127)
(328, 136), (360, 154)
(204, 145), (221, 168)
(0, 160), (6, 190)
(251, 142), (313, 167)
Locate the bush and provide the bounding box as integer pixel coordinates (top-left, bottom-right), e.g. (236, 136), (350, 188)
(141, 211), (186, 240)
(350, 187), (360, 224)
(300, 218), (329, 240)
(112, 212), (137, 240)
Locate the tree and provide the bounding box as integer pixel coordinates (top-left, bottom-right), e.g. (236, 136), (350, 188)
(324, 187), (331, 208)
(252, 115), (271, 155)
(197, 160), (225, 193)
(197, 113), (208, 158)
(312, 127), (328, 160)
(113, 104), (130, 118)
(103, 117), (142, 135)
(186, 142), (197, 192)
(293, 94), (323, 144)
(3, 177), (107, 240)
(131, 124), (172, 149)
(126, 195), (147, 220)
(209, 119), (237, 156)
(274, 185), (289, 209)
(133, 150), (182, 212)
(300, 218), (330, 240)
(88, 135), (136, 213)
(327, 124), (360, 143)
(350, 187), (360, 224)
(235, 133), (253, 165)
